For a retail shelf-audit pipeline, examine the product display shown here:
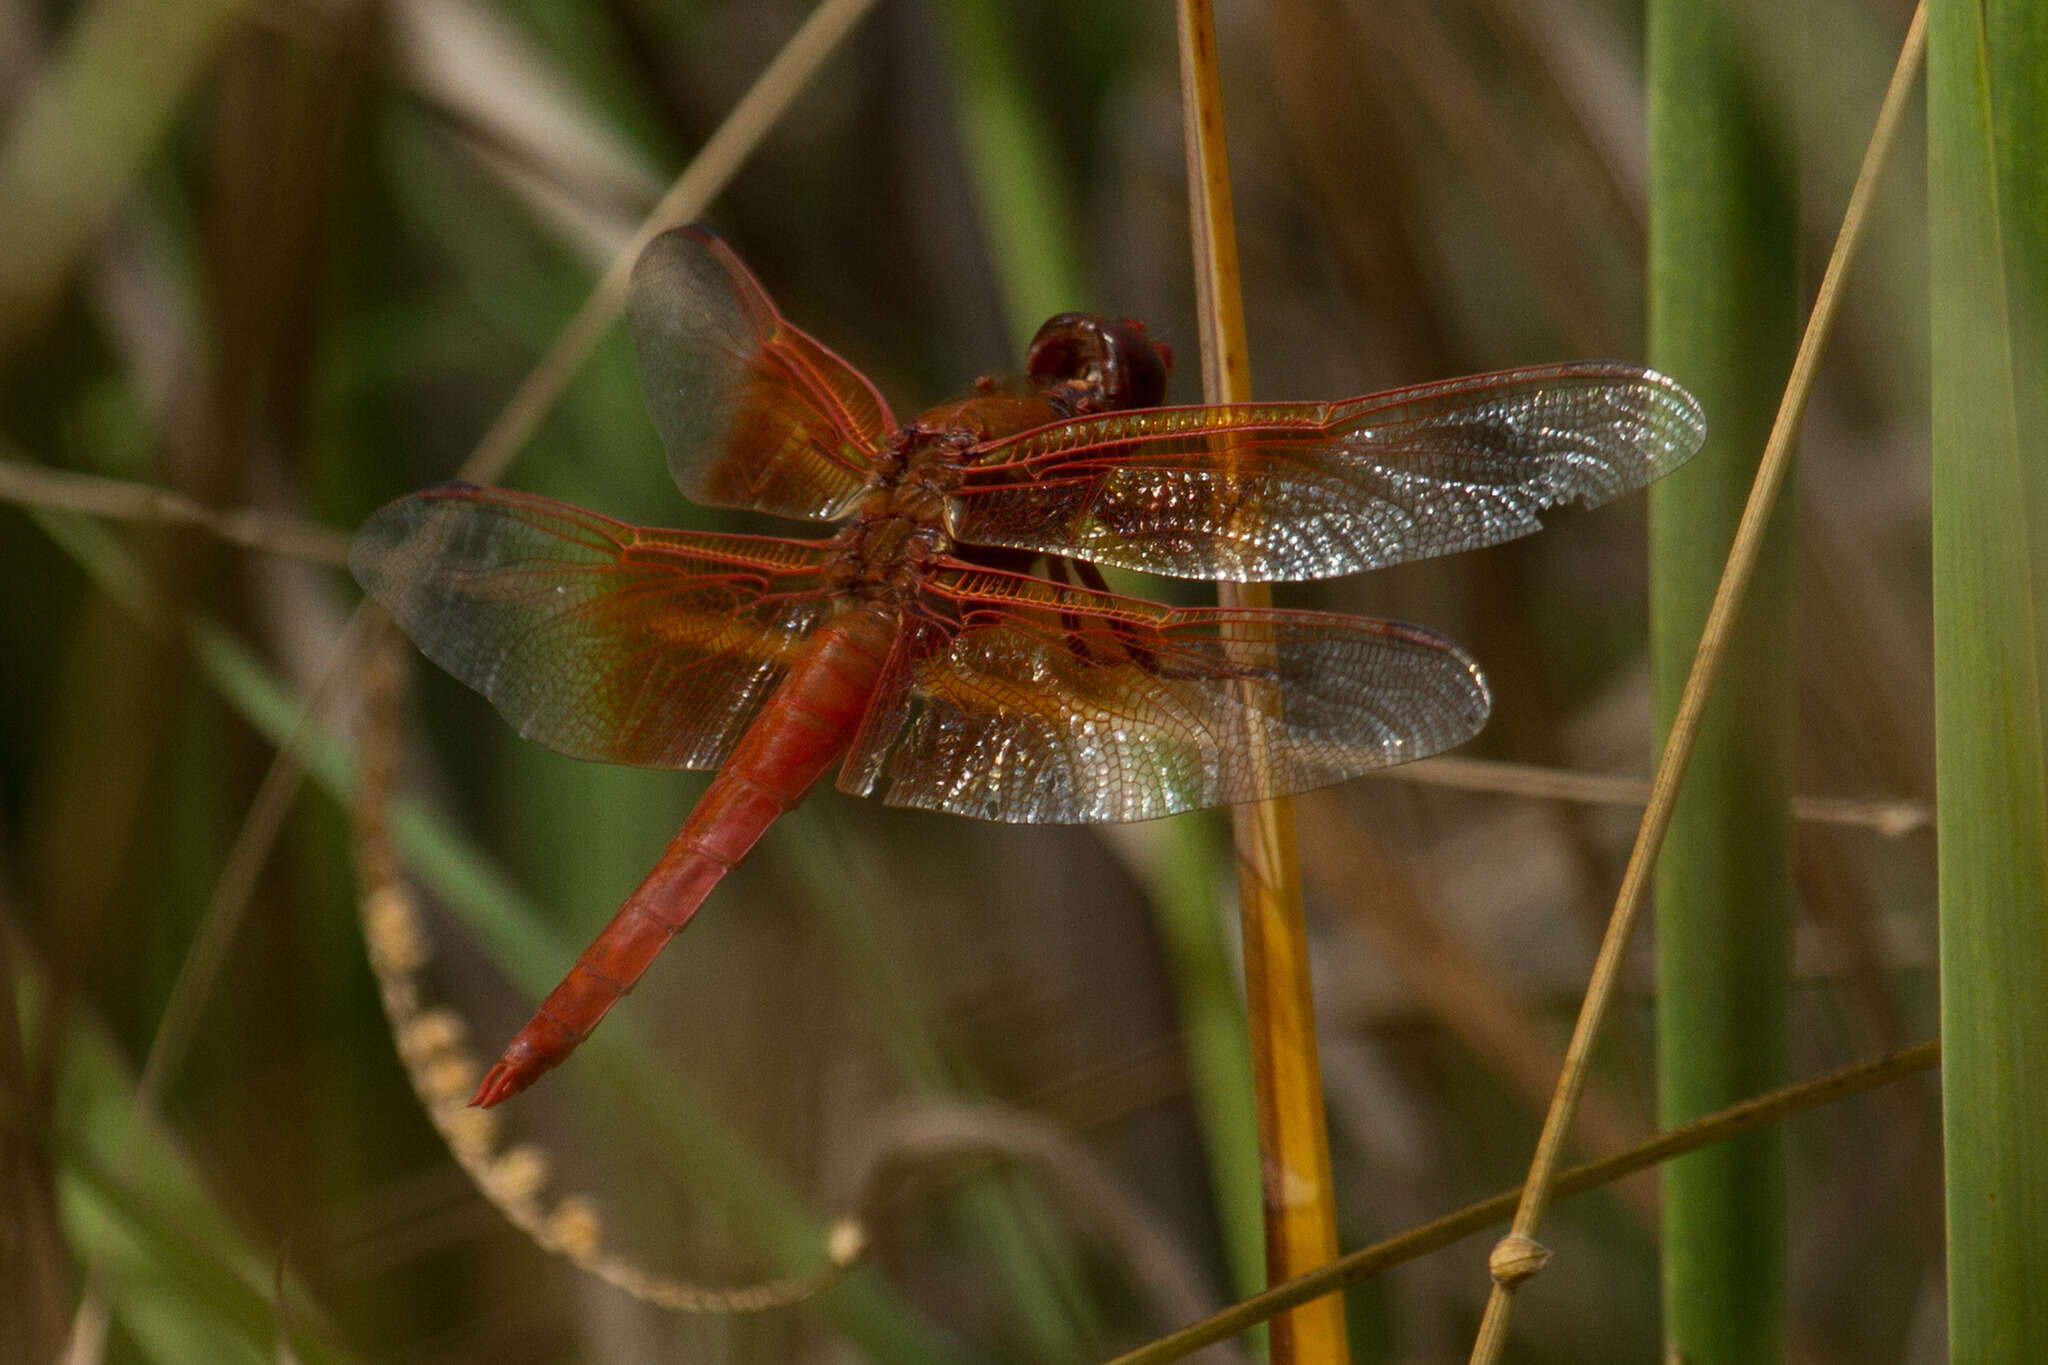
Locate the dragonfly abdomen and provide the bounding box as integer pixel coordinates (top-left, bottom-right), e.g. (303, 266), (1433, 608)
(469, 606), (898, 1107)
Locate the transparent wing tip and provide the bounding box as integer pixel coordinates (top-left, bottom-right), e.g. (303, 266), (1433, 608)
(1633, 367), (1710, 468)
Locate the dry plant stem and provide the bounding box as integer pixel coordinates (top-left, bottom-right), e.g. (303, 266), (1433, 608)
(1386, 755), (1929, 836)
(1108, 1040), (1941, 1365)
(846, 1101), (1235, 1348)
(1175, 2), (1347, 1360)
(456, 0), (879, 485)
(0, 454), (349, 564)
(1465, 8), (1929, 1360)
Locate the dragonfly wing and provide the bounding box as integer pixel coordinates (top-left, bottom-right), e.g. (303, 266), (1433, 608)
(836, 618), (939, 802)
(838, 564), (1491, 823)
(351, 484), (835, 769)
(628, 227), (895, 520)
(948, 362), (1705, 580)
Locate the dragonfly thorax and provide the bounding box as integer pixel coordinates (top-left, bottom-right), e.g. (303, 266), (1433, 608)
(823, 503), (951, 602)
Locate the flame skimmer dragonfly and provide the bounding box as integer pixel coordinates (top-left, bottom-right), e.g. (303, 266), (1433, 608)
(352, 227), (1705, 1106)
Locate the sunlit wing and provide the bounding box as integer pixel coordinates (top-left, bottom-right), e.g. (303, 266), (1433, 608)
(628, 227), (896, 521)
(947, 362), (1706, 581)
(837, 564), (1491, 824)
(351, 484), (835, 769)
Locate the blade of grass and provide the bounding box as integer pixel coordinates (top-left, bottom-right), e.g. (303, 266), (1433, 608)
(1927, 1), (2048, 1357)
(1175, 2), (1347, 1360)
(0, 0), (252, 352)
(931, 0), (1088, 345)
(1646, 0), (1800, 1359)
(1098, 818), (1266, 1305)
(10, 954), (366, 1365)
(1464, 8), (1927, 1359)
(1108, 1040), (1940, 1365)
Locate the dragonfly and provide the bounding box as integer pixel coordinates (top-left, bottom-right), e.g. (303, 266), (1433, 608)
(352, 227), (1705, 1106)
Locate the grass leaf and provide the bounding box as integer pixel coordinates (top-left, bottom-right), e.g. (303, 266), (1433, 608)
(1928, 2), (2048, 1356)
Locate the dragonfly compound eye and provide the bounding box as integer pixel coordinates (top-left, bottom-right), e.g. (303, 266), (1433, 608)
(1027, 314), (1169, 412)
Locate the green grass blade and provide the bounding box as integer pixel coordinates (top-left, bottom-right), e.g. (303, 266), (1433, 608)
(15, 959), (365, 1365)
(1647, 2), (1799, 1360)
(1927, 2), (2048, 1357)
(934, 0), (1091, 344)
(0, 0), (251, 350)
(1118, 817), (1264, 1304)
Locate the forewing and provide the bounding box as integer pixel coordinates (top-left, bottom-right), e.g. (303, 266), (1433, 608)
(628, 227), (895, 520)
(350, 484), (834, 769)
(948, 362), (1705, 580)
(839, 565), (1491, 824)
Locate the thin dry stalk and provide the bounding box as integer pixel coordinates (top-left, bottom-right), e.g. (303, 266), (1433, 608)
(1108, 1040), (1941, 1365)
(1174, 2), (1347, 1359)
(844, 1101), (1240, 1350)
(1381, 755), (1929, 836)
(0, 453), (349, 564)
(1464, 8), (1929, 1360)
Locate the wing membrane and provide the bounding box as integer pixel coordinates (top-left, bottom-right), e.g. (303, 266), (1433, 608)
(948, 363), (1705, 580)
(628, 227), (895, 520)
(351, 484), (834, 769)
(840, 564), (1490, 823)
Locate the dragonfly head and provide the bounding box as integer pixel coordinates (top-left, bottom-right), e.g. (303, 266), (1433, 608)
(1026, 314), (1171, 413)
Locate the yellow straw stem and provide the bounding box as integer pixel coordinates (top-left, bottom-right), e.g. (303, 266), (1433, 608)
(1107, 1040), (1940, 1365)
(1175, 2), (1348, 1360)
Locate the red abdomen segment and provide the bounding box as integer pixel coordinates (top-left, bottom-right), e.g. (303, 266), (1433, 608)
(470, 606), (897, 1107)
